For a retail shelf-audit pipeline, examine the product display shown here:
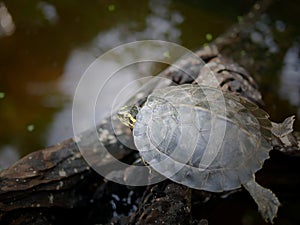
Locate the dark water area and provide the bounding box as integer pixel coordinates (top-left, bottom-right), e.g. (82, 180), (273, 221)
(1, 0), (299, 159)
(0, 0), (300, 224)
(0, 0), (248, 162)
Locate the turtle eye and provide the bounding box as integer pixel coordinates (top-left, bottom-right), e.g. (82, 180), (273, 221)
(128, 114), (136, 125)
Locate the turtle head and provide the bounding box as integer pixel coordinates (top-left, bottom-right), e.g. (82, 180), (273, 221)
(117, 105), (140, 129)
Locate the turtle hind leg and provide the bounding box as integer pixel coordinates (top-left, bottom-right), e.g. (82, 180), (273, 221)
(243, 177), (280, 224)
(271, 116), (299, 153)
(271, 115), (295, 137)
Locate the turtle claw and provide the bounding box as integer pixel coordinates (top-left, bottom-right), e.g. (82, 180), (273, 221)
(243, 177), (280, 224)
(257, 188), (280, 224)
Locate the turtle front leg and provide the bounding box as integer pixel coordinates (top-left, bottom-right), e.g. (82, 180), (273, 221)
(243, 176), (280, 224)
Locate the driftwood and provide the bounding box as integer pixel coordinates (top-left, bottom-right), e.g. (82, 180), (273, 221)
(0, 0), (299, 224)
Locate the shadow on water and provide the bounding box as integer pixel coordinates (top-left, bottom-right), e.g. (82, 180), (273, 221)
(0, 0), (299, 224)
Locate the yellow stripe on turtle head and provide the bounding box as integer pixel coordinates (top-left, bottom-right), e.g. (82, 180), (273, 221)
(117, 105), (138, 129)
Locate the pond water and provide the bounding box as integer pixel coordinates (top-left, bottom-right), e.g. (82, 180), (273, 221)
(0, 0), (299, 223)
(0, 0), (243, 162)
(1, 0), (298, 158)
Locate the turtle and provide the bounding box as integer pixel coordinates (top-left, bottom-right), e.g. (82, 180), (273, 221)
(117, 84), (295, 223)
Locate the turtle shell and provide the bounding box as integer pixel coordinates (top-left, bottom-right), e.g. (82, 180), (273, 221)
(133, 84), (273, 192)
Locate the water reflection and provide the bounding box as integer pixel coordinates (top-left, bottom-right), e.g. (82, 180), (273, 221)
(46, 0), (184, 144)
(37, 1), (59, 25)
(251, 14), (279, 53)
(92, 0), (183, 53)
(0, 145), (18, 170)
(0, 2), (15, 37)
(280, 42), (300, 117)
